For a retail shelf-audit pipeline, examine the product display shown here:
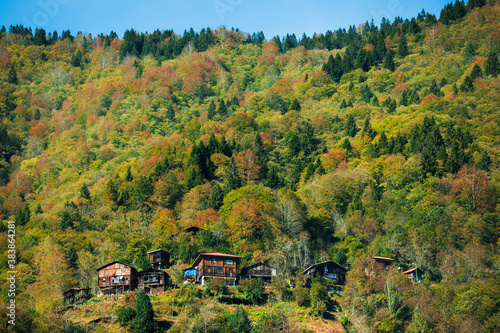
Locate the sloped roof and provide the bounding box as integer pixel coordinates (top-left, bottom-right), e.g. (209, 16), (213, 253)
(192, 252), (240, 267)
(147, 248), (172, 254)
(303, 260), (348, 274)
(402, 267), (422, 274)
(241, 262), (273, 272)
(96, 261), (137, 272)
(372, 256), (395, 262)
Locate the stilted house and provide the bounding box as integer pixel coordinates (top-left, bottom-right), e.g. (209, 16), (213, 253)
(148, 249), (171, 269)
(138, 267), (169, 294)
(63, 288), (91, 305)
(96, 261), (138, 296)
(303, 260), (348, 285)
(240, 263), (276, 284)
(373, 256), (396, 270)
(190, 252), (240, 286)
(402, 267), (423, 282)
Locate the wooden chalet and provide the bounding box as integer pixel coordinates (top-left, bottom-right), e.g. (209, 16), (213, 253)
(240, 263), (276, 283)
(63, 287), (91, 305)
(138, 267), (169, 294)
(373, 256), (396, 270)
(303, 261), (348, 285)
(96, 261), (138, 296)
(190, 252), (240, 286)
(148, 249), (171, 269)
(402, 267), (423, 282)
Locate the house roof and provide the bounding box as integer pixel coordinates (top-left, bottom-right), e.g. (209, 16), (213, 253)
(402, 267), (422, 274)
(173, 226), (204, 236)
(303, 260), (348, 274)
(192, 252), (240, 267)
(372, 256), (395, 262)
(241, 262), (273, 272)
(95, 261), (137, 272)
(147, 248), (172, 255)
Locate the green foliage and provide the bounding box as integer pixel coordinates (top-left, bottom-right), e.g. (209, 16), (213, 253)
(134, 290), (158, 333)
(310, 280), (328, 317)
(227, 306), (252, 333)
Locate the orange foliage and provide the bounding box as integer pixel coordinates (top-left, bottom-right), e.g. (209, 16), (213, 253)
(391, 84), (409, 95)
(29, 122), (49, 139)
(322, 149), (346, 171)
(420, 93), (441, 107)
(259, 41), (281, 65)
(152, 208), (179, 235)
(451, 164), (493, 213)
(235, 149), (260, 185)
(195, 208), (221, 229)
(259, 132), (274, 150)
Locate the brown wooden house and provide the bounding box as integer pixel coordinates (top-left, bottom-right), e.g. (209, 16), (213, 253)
(373, 256), (396, 270)
(240, 263), (276, 283)
(138, 268), (169, 294)
(191, 252), (240, 286)
(402, 267), (423, 282)
(96, 261), (138, 296)
(303, 260), (348, 285)
(148, 249), (171, 269)
(63, 287), (91, 305)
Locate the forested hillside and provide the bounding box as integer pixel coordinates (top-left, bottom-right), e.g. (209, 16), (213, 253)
(1, 1), (500, 332)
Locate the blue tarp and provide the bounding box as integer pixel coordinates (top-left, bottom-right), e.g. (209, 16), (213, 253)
(184, 269), (198, 276)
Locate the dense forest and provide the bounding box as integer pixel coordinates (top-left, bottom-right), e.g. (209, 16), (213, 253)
(1, 0), (500, 332)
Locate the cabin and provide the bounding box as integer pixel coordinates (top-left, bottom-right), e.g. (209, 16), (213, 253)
(191, 252), (240, 286)
(148, 249), (171, 269)
(63, 288), (91, 305)
(138, 268), (169, 294)
(240, 263), (276, 283)
(373, 256), (396, 270)
(402, 267), (423, 282)
(303, 261), (348, 285)
(96, 261), (138, 296)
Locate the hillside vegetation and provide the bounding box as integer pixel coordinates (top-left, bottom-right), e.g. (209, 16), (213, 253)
(1, 1), (500, 332)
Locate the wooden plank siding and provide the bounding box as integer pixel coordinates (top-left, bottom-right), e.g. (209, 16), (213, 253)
(96, 261), (138, 295)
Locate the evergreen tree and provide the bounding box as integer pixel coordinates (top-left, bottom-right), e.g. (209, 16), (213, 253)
(79, 183), (91, 201)
(34, 108), (41, 120)
(397, 34), (409, 58)
(125, 166), (133, 182)
(70, 50), (82, 67)
(133, 290), (158, 333)
(379, 131), (388, 153)
(208, 182), (224, 210)
(485, 51), (500, 77)
(290, 98), (301, 111)
(8, 64), (18, 85)
(266, 166), (281, 189)
(66, 246), (78, 269)
(166, 104), (175, 121)
(207, 100), (216, 119)
(345, 115), (358, 137)
(362, 118), (376, 139)
(224, 158), (241, 193)
(227, 306), (252, 333)
(15, 204), (31, 226)
(478, 151), (492, 171)
(341, 138), (352, 154)
(462, 42), (475, 62)
(218, 99), (227, 116)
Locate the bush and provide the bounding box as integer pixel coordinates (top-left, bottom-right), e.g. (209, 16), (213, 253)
(239, 278), (265, 304)
(117, 307), (136, 327)
(227, 306), (252, 333)
(310, 281), (328, 317)
(292, 286), (310, 307)
(207, 278), (228, 296)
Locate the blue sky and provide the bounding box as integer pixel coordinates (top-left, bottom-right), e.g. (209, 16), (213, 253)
(0, 0), (451, 39)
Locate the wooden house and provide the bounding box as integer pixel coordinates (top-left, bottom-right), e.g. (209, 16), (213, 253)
(96, 261), (138, 296)
(190, 252), (240, 286)
(63, 287), (91, 305)
(148, 249), (171, 269)
(402, 267), (423, 282)
(373, 256), (396, 270)
(303, 261), (348, 285)
(240, 263), (276, 283)
(138, 267), (169, 294)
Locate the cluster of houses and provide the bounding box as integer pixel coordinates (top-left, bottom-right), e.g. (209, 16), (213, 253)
(63, 241), (423, 305)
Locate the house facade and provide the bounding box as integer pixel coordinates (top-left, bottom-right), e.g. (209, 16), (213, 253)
(402, 267), (423, 282)
(373, 256), (396, 270)
(138, 267), (169, 294)
(240, 263), (276, 283)
(148, 249), (171, 269)
(63, 287), (91, 305)
(191, 252), (240, 286)
(303, 260), (348, 285)
(96, 261), (138, 296)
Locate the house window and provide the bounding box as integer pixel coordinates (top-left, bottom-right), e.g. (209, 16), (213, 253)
(226, 260), (233, 265)
(102, 278), (106, 282)
(207, 267), (211, 273)
(105, 270), (109, 274)
(216, 268), (223, 274)
(211, 259), (216, 264)
(228, 268), (233, 275)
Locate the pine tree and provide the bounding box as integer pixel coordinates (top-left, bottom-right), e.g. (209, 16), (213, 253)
(290, 98), (301, 111)
(228, 306), (252, 333)
(8, 64), (18, 85)
(79, 183), (91, 201)
(478, 151), (492, 171)
(207, 100), (216, 119)
(266, 166), (281, 189)
(208, 182), (224, 210)
(341, 138), (352, 154)
(218, 99), (227, 115)
(133, 290), (158, 333)
(485, 51), (500, 77)
(397, 34), (409, 58)
(345, 115), (358, 137)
